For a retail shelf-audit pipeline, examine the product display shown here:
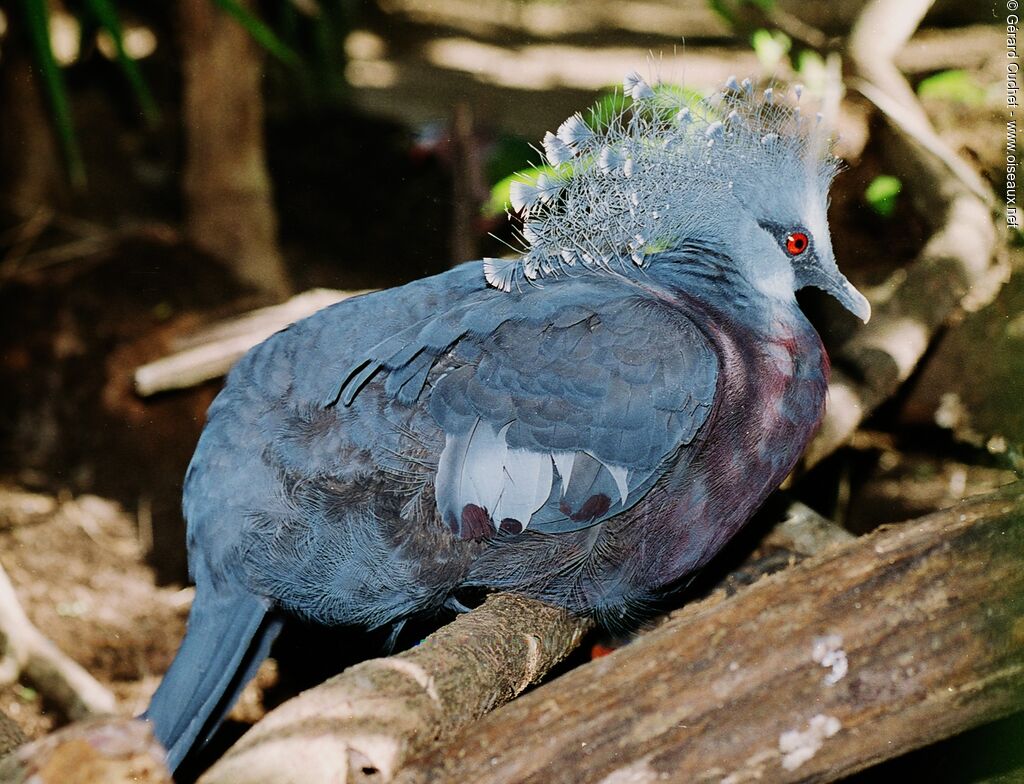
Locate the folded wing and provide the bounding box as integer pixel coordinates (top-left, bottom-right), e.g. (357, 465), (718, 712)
(333, 270), (718, 537)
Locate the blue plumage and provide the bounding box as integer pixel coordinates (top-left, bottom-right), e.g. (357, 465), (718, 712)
(146, 72), (870, 771)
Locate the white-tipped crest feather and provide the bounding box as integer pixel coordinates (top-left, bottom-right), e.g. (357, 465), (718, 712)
(486, 69), (840, 291)
(483, 257), (519, 292)
(542, 131), (573, 166)
(623, 71), (655, 100)
(557, 112), (594, 150)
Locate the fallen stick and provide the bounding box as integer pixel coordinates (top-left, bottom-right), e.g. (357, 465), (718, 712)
(397, 482), (1024, 784)
(0, 564), (116, 721)
(133, 289), (368, 396)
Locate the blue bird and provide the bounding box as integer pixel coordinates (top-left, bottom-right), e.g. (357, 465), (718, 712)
(145, 72), (870, 770)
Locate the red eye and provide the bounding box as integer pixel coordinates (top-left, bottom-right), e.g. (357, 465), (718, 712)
(785, 232), (809, 256)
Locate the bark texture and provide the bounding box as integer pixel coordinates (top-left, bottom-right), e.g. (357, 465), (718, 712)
(197, 593), (592, 784)
(179, 0), (290, 298)
(398, 483), (1024, 784)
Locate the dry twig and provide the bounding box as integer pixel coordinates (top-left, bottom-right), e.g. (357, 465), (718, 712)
(0, 563), (116, 723)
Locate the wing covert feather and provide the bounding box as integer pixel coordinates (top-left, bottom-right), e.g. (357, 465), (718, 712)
(334, 266), (719, 537)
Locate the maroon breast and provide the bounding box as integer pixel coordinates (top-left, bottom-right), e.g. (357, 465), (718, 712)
(632, 302), (829, 589)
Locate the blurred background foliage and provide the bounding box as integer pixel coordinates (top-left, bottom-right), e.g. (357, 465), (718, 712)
(0, 0), (1011, 517)
(0, 0), (1010, 527)
(0, 0), (355, 186)
(0, 0), (1000, 252)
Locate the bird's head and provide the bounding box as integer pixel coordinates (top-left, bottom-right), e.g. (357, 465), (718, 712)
(485, 70), (869, 325)
(707, 82), (870, 322)
(751, 207), (871, 324)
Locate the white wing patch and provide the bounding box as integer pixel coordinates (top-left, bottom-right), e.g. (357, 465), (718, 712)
(552, 452), (575, 487)
(492, 428), (554, 525)
(604, 462), (630, 505)
(434, 419), (632, 535)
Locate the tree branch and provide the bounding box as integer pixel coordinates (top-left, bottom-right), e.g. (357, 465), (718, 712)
(189, 498), (852, 784)
(805, 0), (1002, 468)
(398, 482), (1024, 784)
(196, 593), (591, 784)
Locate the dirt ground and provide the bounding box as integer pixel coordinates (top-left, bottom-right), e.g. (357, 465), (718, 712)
(0, 488), (187, 738)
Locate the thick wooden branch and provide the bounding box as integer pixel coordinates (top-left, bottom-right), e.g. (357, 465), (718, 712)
(190, 500), (849, 783)
(397, 483), (1024, 784)
(197, 593), (592, 784)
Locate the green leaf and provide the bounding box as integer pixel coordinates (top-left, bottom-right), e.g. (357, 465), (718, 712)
(585, 84), (707, 129)
(751, 28), (791, 71)
(485, 136), (538, 188)
(707, 0), (737, 26)
(82, 0), (160, 125)
(486, 164), (567, 217)
(20, 0), (86, 188)
(212, 0), (302, 67)
(917, 69), (988, 106)
(795, 49), (827, 95)
(865, 174), (902, 217)
(485, 83), (711, 217)
(650, 83), (706, 118)
(586, 91), (630, 132)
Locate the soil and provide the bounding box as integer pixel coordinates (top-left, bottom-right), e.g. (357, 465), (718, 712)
(0, 488), (187, 740)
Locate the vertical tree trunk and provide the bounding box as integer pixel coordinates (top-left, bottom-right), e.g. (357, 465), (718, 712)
(178, 0), (291, 298)
(0, 8), (64, 212)
(449, 103), (483, 265)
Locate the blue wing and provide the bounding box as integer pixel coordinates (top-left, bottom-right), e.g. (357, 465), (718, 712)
(333, 267), (719, 538)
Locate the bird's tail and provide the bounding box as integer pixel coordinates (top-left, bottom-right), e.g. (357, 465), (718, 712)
(143, 581), (282, 771)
